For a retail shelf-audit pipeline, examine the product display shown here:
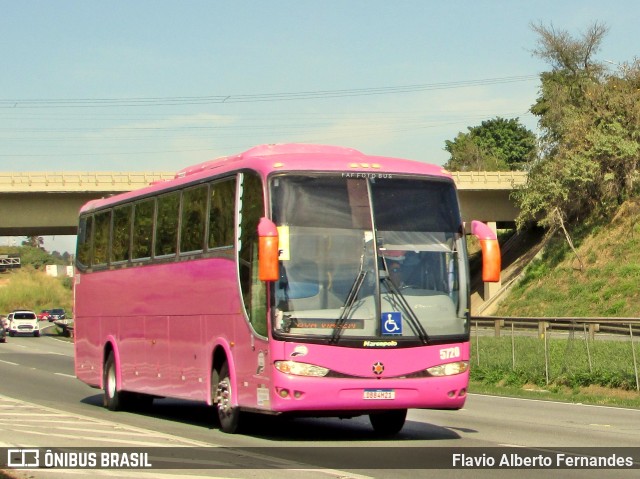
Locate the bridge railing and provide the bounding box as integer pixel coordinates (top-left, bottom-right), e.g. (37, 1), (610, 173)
(0, 172), (174, 192)
(471, 316), (640, 339)
(451, 171), (527, 189)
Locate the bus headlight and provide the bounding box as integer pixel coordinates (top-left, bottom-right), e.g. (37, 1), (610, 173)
(426, 361), (469, 377)
(274, 361), (330, 377)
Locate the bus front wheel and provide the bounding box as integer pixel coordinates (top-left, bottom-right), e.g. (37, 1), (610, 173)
(369, 409), (407, 436)
(214, 362), (241, 433)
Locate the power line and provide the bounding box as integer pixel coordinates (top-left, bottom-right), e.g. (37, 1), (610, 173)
(0, 75), (538, 109)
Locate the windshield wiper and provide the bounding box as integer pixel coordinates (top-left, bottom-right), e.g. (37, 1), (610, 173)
(381, 276), (430, 344)
(331, 249), (368, 344)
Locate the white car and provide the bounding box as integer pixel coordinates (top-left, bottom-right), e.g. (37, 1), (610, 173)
(8, 310), (40, 337)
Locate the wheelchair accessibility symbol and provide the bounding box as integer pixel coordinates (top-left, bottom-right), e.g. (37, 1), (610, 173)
(382, 312), (402, 335)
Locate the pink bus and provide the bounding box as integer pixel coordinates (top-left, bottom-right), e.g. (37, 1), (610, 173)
(74, 143), (500, 435)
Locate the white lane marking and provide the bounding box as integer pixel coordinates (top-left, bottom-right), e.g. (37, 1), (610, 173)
(469, 393), (640, 412)
(0, 394), (374, 479)
(0, 359), (19, 366)
(0, 394), (213, 447)
(2, 427), (200, 447)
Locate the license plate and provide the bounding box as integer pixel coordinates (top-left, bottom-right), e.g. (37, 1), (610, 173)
(363, 389), (395, 400)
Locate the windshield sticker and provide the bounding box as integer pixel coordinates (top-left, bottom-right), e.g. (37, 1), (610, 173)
(277, 225), (290, 261)
(382, 312), (403, 335)
(291, 319), (365, 330)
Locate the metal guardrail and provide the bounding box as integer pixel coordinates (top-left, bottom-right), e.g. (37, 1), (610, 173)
(472, 316), (640, 340)
(471, 316), (640, 390)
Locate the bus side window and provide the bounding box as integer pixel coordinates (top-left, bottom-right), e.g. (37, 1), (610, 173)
(93, 210), (111, 267)
(180, 185), (208, 253)
(208, 178), (235, 249)
(238, 172), (267, 337)
(77, 215), (94, 269)
(155, 191), (180, 257)
(132, 199), (154, 260)
(112, 205), (132, 263)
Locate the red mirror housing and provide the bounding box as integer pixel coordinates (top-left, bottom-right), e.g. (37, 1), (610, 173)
(258, 217), (279, 281)
(471, 220), (501, 283)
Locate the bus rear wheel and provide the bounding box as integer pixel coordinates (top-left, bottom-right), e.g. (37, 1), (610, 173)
(369, 409), (407, 436)
(104, 352), (131, 411)
(214, 362), (241, 433)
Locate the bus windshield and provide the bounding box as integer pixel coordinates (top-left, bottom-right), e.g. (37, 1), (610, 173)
(270, 174), (469, 343)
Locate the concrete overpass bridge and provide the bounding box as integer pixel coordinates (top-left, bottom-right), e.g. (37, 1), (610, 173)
(0, 170), (527, 236)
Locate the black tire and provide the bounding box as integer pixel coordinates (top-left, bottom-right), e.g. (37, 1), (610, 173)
(103, 352), (131, 411)
(214, 362), (241, 433)
(369, 409), (407, 436)
(34, 331), (40, 337)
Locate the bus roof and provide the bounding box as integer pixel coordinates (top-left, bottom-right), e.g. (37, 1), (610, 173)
(80, 143), (452, 213)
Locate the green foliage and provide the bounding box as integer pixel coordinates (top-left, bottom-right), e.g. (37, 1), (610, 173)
(22, 236), (44, 248)
(0, 245), (68, 270)
(0, 267), (73, 314)
(0, 246), (73, 315)
(496, 200), (640, 318)
(471, 336), (639, 392)
(516, 22), (640, 229)
(444, 117), (536, 172)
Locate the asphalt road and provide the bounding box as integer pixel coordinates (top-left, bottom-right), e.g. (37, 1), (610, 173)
(0, 325), (639, 479)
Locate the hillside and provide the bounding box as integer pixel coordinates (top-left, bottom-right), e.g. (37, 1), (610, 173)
(0, 246), (73, 315)
(490, 200), (640, 318)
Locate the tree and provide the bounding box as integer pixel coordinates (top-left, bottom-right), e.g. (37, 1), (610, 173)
(514, 22), (640, 229)
(444, 117), (536, 172)
(22, 236), (44, 249)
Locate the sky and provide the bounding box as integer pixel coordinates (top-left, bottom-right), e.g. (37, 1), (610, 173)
(1, 0), (639, 253)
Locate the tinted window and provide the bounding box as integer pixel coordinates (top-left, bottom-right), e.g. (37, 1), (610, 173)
(77, 215), (93, 268)
(371, 179), (460, 232)
(208, 178), (235, 248)
(93, 210), (111, 265)
(180, 185), (208, 253)
(132, 199), (154, 259)
(238, 172), (267, 336)
(112, 205), (132, 262)
(155, 191), (180, 256)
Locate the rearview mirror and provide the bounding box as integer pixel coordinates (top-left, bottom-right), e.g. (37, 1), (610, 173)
(471, 221), (501, 283)
(258, 217), (279, 281)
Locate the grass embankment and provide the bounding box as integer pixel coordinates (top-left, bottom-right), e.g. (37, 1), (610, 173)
(469, 336), (640, 408)
(495, 201), (640, 317)
(0, 267), (73, 314)
(478, 200), (640, 407)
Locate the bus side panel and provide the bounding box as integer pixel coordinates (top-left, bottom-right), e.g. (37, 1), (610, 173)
(74, 309), (103, 388)
(74, 257), (243, 402)
(168, 314), (208, 400)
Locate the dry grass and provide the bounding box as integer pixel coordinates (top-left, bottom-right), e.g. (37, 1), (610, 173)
(0, 268), (72, 314)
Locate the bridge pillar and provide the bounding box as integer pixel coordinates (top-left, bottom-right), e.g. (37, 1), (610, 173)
(483, 222), (502, 301)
